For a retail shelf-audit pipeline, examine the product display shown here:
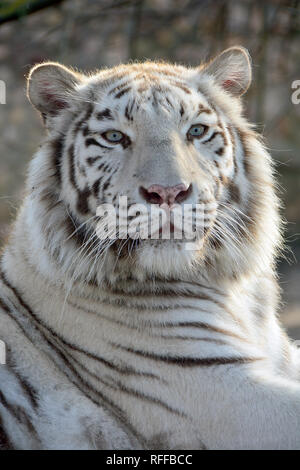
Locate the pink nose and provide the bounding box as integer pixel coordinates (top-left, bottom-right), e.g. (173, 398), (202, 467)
(139, 183), (192, 206)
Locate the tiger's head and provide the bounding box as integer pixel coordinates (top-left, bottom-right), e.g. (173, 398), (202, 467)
(26, 47), (280, 284)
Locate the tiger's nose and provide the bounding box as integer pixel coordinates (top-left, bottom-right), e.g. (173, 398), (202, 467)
(139, 183), (192, 206)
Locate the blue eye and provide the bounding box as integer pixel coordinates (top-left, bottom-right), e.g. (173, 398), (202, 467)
(187, 124), (207, 139)
(102, 130), (124, 143)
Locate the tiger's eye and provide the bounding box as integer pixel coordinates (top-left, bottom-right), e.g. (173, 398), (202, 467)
(187, 124), (207, 139)
(102, 130), (124, 143)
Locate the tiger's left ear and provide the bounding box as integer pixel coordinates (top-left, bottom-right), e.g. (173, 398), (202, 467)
(27, 62), (83, 118)
(203, 46), (252, 96)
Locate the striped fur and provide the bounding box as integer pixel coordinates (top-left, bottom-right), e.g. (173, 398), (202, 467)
(1, 47), (300, 449)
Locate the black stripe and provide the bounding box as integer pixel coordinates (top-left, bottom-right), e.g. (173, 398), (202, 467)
(114, 87), (131, 99)
(163, 321), (245, 341)
(87, 156), (101, 166)
(68, 296), (219, 317)
(0, 390), (14, 417)
(179, 102), (185, 117)
(102, 163), (110, 173)
(165, 96), (174, 109)
(0, 389), (38, 440)
(122, 135), (131, 149)
(96, 108), (113, 121)
(72, 105), (93, 136)
(49, 135), (64, 185)
(110, 343), (259, 367)
(82, 125), (91, 137)
(76, 187), (91, 215)
(102, 285), (225, 309)
(0, 297), (10, 313)
(102, 377), (185, 418)
(157, 335), (229, 345)
(68, 144), (77, 188)
(67, 144), (91, 214)
(57, 334), (161, 381)
(202, 131), (222, 144)
(0, 295), (44, 360)
(108, 82), (128, 96)
(151, 279), (222, 296)
(85, 138), (110, 150)
(92, 178), (101, 197)
(125, 104), (133, 121)
(102, 176), (112, 195)
(0, 414), (13, 450)
(6, 356), (39, 409)
(0, 298), (44, 416)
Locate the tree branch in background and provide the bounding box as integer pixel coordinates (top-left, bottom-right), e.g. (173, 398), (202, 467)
(128, 0), (144, 61)
(0, 0), (65, 25)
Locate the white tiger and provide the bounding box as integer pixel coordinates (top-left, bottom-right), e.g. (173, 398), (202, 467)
(0, 46), (300, 450)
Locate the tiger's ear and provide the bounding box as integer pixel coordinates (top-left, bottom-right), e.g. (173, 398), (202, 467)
(27, 62), (83, 117)
(203, 46), (252, 96)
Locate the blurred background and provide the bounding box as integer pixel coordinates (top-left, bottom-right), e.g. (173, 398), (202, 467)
(0, 0), (299, 337)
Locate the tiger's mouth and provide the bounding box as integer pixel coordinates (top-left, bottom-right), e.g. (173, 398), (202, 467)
(95, 199), (216, 246)
(90, 198), (217, 272)
(107, 227), (208, 263)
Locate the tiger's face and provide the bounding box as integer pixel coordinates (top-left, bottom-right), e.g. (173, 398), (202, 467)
(27, 48), (254, 278)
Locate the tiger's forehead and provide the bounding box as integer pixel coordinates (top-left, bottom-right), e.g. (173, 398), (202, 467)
(86, 61), (199, 101)
(84, 62), (217, 124)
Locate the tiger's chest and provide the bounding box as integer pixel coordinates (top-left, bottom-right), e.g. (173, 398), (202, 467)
(0, 269), (265, 450)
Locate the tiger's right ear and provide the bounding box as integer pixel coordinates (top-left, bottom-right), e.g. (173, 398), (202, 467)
(202, 46), (252, 97)
(27, 62), (83, 118)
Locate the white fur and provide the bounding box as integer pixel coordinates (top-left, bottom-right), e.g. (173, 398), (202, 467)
(1, 49), (300, 450)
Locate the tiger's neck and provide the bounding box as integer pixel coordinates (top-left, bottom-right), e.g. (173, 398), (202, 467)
(2, 232), (258, 355)
(3, 210), (270, 346)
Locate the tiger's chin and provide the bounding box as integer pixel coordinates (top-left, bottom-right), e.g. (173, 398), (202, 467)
(133, 238), (205, 278)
